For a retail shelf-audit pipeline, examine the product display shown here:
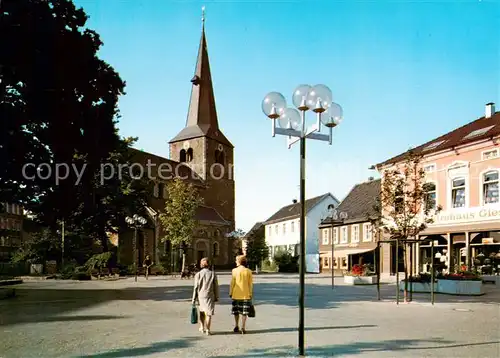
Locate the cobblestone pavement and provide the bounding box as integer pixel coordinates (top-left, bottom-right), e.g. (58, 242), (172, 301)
(1, 274), (499, 358)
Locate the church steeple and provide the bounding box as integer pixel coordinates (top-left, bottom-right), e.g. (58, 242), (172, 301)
(169, 9), (232, 147)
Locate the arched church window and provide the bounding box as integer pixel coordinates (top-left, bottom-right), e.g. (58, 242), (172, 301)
(213, 242), (220, 257)
(215, 229), (220, 238)
(186, 148), (193, 162)
(180, 149), (186, 162)
(215, 150), (224, 165)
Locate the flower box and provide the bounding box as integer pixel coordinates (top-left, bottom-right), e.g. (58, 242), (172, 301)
(399, 281), (433, 293)
(344, 275), (378, 285)
(437, 279), (484, 295)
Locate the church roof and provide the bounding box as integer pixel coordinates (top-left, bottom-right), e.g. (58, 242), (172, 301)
(169, 23), (233, 148)
(196, 205), (230, 224)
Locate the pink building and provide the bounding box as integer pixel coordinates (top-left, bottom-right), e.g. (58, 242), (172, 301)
(376, 103), (500, 275)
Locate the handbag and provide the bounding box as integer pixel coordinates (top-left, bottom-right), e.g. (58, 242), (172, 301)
(248, 303), (255, 318)
(190, 304), (198, 324)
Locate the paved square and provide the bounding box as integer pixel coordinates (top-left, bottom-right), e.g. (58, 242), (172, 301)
(1, 274), (499, 357)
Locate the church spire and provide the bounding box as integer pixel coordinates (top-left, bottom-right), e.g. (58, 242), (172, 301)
(169, 7), (232, 147)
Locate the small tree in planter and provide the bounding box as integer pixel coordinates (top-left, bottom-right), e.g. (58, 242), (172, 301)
(379, 152), (442, 302)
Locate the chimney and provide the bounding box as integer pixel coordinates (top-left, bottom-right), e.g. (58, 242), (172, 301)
(485, 102), (495, 118)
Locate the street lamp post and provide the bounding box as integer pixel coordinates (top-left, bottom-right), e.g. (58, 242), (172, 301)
(328, 209), (348, 289)
(262, 85), (343, 357)
(125, 214), (147, 282)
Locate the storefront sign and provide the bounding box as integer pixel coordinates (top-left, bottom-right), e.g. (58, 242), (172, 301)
(429, 205), (500, 226)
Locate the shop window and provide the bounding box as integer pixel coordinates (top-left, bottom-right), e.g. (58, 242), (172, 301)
(423, 182), (437, 210)
(451, 177), (466, 208)
(483, 171), (499, 205)
(323, 257), (329, 268)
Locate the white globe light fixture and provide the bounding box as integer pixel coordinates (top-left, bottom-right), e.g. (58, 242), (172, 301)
(261, 84), (344, 357)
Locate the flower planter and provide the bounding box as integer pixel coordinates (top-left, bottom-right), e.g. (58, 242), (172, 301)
(344, 275), (378, 285)
(437, 279), (484, 295)
(399, 281), (432, 293)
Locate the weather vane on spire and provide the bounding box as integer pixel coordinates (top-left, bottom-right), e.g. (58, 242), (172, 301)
(201, 6), (205, 23)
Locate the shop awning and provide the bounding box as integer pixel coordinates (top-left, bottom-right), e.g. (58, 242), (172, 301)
(320, 247), (375, 257)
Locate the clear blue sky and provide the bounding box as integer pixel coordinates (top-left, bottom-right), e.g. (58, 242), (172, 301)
(75, 0), (499, 231)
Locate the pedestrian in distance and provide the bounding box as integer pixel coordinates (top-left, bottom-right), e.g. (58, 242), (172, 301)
(143, 254), (153, 280)
(230, 255), (254, 334)
(192, 257), (219, 335)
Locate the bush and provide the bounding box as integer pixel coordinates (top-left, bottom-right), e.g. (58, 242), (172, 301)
(273, 251), (298, 273)
(438, 271), (482, 281)
(59, 262), (78, 279)
(151, 264), (166, 275)
(261, 259), (277, 272)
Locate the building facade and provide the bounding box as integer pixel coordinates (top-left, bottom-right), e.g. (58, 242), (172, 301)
(118, 20), (236, 269)
(0, 203), (24, 262)
(264, 193), (340, 273)
(376, 103), (500, 275)
(318, 179), (381, 275)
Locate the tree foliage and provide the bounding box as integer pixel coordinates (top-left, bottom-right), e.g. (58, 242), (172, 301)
(244, 225), (269, 269)
(1, 0), (149, 251)
(379, 152), (441, 241)
(159, 178), (203, 248)
(11, 228), (60, 264)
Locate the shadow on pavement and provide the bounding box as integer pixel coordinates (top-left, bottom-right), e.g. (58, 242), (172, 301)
(75, 337), (196, 357)
(211, 324), (377, 336)
(210, 338), (500, 357)
(1, 278), (498, 327)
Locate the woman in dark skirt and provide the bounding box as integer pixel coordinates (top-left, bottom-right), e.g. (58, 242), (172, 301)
(229, 255), (253, 334)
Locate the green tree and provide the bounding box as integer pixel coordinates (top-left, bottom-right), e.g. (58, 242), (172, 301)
(379, 152), (442, 302)
(11, 228), (60, 265)
(159, 178), (203, 272)
(244, 225), (269, 270)
(1, 0), (125, 226)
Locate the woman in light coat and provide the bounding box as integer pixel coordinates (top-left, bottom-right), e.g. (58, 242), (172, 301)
(192, 257), (219, 335)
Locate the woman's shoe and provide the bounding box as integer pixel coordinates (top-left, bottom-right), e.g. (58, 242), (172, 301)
(233, 326), (239, 333)
(240, 329), (246, 335)
(205, 330), (211, 336)
(199, 327), (205, 333)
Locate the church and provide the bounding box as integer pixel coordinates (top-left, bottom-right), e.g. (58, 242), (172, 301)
(117, 16), (236, 270)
